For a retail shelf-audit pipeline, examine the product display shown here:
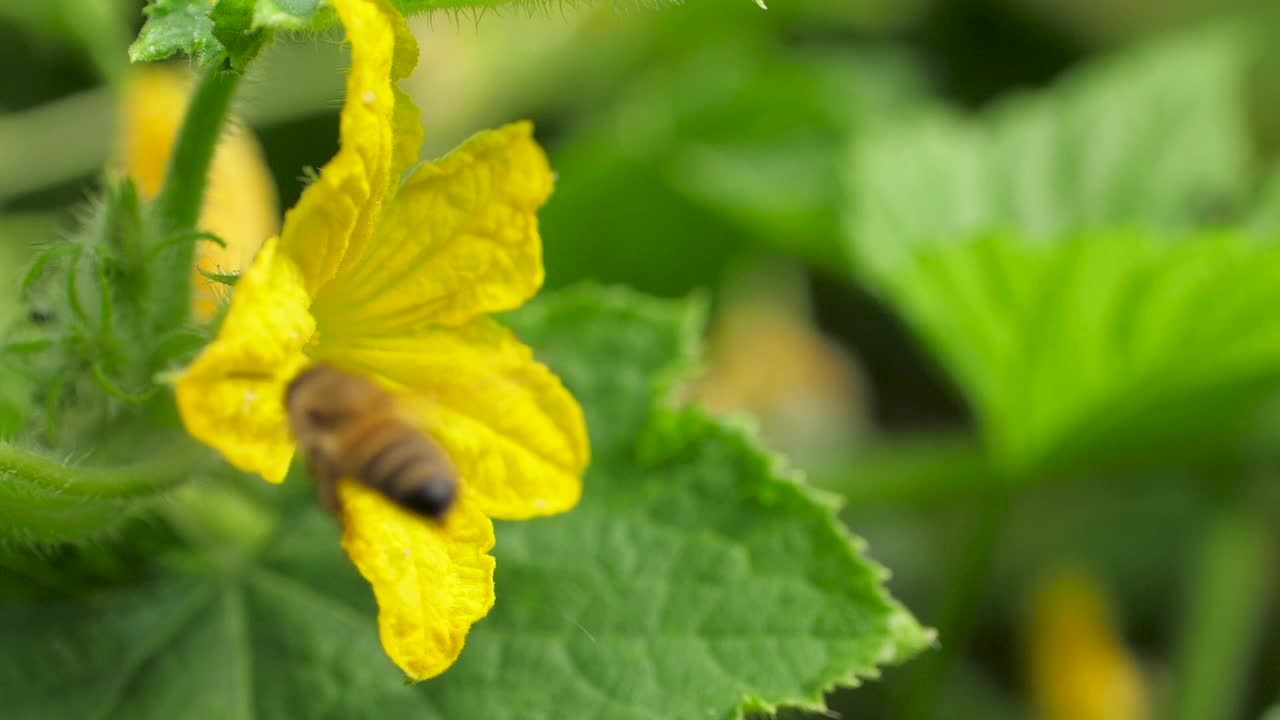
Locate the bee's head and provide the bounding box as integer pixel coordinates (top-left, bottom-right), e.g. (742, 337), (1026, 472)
(284, 363), (388, 432)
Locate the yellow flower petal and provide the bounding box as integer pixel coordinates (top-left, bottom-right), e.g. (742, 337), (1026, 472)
(313, 122), (553, 337)
(118, 67), (188, 198)
(1028, 569), (1149, 720)
(339, 3), (424, 276)
(319, 317), (588, 519)
(387, 7), (424, 181)
(389, 84), (425, 188)
(339, 480), (495, 680)
(277, 0), (415, 294)
(176, 238), (313, 483)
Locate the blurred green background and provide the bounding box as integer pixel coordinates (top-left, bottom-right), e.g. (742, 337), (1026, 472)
(3, 0), (1280, 718)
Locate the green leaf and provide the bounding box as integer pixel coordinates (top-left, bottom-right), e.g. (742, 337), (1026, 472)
(544, 42), (927, 288)
(664, 45), (926, 270)
(430, 287), (931, 717)
(210, 0), (270, 72)
(129, 0), (221, 66)
(543, 136), (746, 297)
(0, 287), (928, 718)
(878, 229), (1280, 478)
(846, 26), (1254, 283)
(837, 27), (1275, 480)
(130, 0), (280, 67)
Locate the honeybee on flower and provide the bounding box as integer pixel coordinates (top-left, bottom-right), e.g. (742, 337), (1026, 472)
(174, 0), (589, 680)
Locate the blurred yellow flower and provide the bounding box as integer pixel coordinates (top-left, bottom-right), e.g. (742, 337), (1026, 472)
(693, 268), (867, 466)
(1027, 568), (1149, 720)
(173, 0), (588, 680)
(117, 65), (278, 319)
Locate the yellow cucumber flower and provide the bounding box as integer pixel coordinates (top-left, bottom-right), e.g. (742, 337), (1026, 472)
(174, 0), (589, 680)
(1027, 568), (1149, 720)
(117, 65), (278, 319)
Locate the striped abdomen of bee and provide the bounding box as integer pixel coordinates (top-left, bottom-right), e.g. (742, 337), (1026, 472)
(285, 363), (457, 520)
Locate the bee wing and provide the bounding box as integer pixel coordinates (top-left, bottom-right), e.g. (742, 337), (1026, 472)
(390, 394), (451, 453)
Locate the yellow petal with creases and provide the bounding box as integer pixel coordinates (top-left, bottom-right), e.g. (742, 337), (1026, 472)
(277, 0), (413, 294)
(334, 2), (424, 276)
(319, 316), (588, 519)
(389, 84), (425, 188)
(314, 122), (552, 337)
(386, 3), (424, 182)
(176, 238), (313, 483)
(339, 480), (495, 680)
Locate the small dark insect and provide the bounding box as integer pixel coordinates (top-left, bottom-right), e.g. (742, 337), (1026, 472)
(28, 309), (53, 325)
(284, 363), (456, 520)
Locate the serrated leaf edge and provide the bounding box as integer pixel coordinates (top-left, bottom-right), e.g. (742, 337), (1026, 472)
(523, 284), (935, 717)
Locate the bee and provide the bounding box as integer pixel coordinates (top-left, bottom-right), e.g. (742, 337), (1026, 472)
(284, 363), (456, 520)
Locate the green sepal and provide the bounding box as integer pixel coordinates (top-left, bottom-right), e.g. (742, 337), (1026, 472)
(210, 0), (271, 72)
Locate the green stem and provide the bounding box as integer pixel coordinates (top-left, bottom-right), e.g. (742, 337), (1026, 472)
(895, 493), (1013, 720)
(0, 440), (211, 547)
(0, 442), (285, 570)
(1168, 492), (1270, 720)
(149, 61), (242, 326)
(0, 440), (204, 499)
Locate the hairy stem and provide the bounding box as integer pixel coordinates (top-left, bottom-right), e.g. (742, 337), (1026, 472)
(149, 61), (242, 327)
(0, 440), (204, 498)
(0, 440), (209, 547)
